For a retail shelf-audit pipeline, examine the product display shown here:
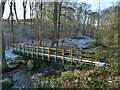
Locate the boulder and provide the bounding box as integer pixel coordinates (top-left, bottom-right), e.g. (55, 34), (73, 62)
(27, 60), (34, 70)
(0, 78), (13, 89)
(40, 62), (47, 68)
(19, 60), (27, 65)
(52, 62), (65, 70)
(15, 56), (24, 60)
(44, 69), (57, 76)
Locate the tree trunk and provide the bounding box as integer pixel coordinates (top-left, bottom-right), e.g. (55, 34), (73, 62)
(40, 1), (43, 45)
(117, 5), (120, 62)
(23, 0), (27, 43)
(57, 2), (62, 47)
(23, 0), (27, 25)
(29, 1), (33, 44)
(96, 1), (100, 45)
(0, 29), (8, 71)
(8, 1), (15, 44)
(13, 1), (19, 23)
(51, 2), (58, 47)
(82, 10), (87, 37)
(0, 0), (8, 72)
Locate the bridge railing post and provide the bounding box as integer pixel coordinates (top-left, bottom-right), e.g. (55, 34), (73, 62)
(42, 47), (44, 60)
(55, 48), (57, 62)
(32, 45), (34, 58)
(94, 52), (96, 67)
(90, 51), (95, 69)
(24, 45), (27, 55)
(71, 50), (73, 65)
(23, 44), (25, 55)
(19, 44), (21, 55)
(12, 44), (14, 51)
(79, 51), (83, 69)
(36, 46), (39, 59)
(48, 48), (50, 61)
(25, 45), (26, 54)
(27, 45), (29, 56)
(15, 44), (17, 52)
(12, 44), (15, 52)
(80, 51), (82, 64)
(95, 51), (99, 62)
(62, 49), (64, 64)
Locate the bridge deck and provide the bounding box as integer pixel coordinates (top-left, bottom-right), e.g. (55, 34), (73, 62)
(12, 44), (105, 66)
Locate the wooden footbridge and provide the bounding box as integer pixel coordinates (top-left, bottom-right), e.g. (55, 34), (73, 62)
(12, 44), (105, 67)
